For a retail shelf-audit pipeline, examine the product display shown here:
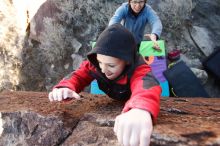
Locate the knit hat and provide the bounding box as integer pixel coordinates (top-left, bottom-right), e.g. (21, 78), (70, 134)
(87, 24), (137, 68)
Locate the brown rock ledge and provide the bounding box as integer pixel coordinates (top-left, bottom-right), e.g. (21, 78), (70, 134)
(0, 91), (219, 146)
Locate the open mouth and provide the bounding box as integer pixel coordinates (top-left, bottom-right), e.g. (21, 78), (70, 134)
(106, 73), (113, 77)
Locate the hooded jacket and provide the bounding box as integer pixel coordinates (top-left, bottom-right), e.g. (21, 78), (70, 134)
(54, 24), (161, 121)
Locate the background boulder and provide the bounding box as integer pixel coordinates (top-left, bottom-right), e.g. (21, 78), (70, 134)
(0, 0), (219, 96)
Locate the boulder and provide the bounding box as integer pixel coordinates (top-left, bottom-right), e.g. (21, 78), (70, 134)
(0, 91), (220, 146)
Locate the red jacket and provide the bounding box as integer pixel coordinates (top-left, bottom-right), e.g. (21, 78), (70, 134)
(55, 60), (161, 121)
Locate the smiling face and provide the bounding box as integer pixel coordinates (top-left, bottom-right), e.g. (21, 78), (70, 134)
(97, 54), (128, 80)
(130, 0), (145, 13)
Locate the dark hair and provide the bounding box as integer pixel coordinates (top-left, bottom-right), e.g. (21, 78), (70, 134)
(128, 0), (147, 3)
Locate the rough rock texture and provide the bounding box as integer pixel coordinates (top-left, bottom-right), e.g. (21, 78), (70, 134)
(0, 91), (220, 146)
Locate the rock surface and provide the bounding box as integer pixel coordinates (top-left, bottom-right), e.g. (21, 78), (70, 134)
(0, 91), (220, 146)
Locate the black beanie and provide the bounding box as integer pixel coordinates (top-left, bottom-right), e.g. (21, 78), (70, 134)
(87, 24), (137, 67)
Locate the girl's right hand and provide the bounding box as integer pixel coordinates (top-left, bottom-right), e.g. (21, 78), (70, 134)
(48, 88), (80, 102)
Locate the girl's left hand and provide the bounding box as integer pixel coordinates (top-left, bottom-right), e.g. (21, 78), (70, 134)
(114, 108), (153, 146)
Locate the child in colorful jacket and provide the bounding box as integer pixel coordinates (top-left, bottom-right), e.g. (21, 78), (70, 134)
(48, 24), (161, 146)
(109, 0), (162, 51)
